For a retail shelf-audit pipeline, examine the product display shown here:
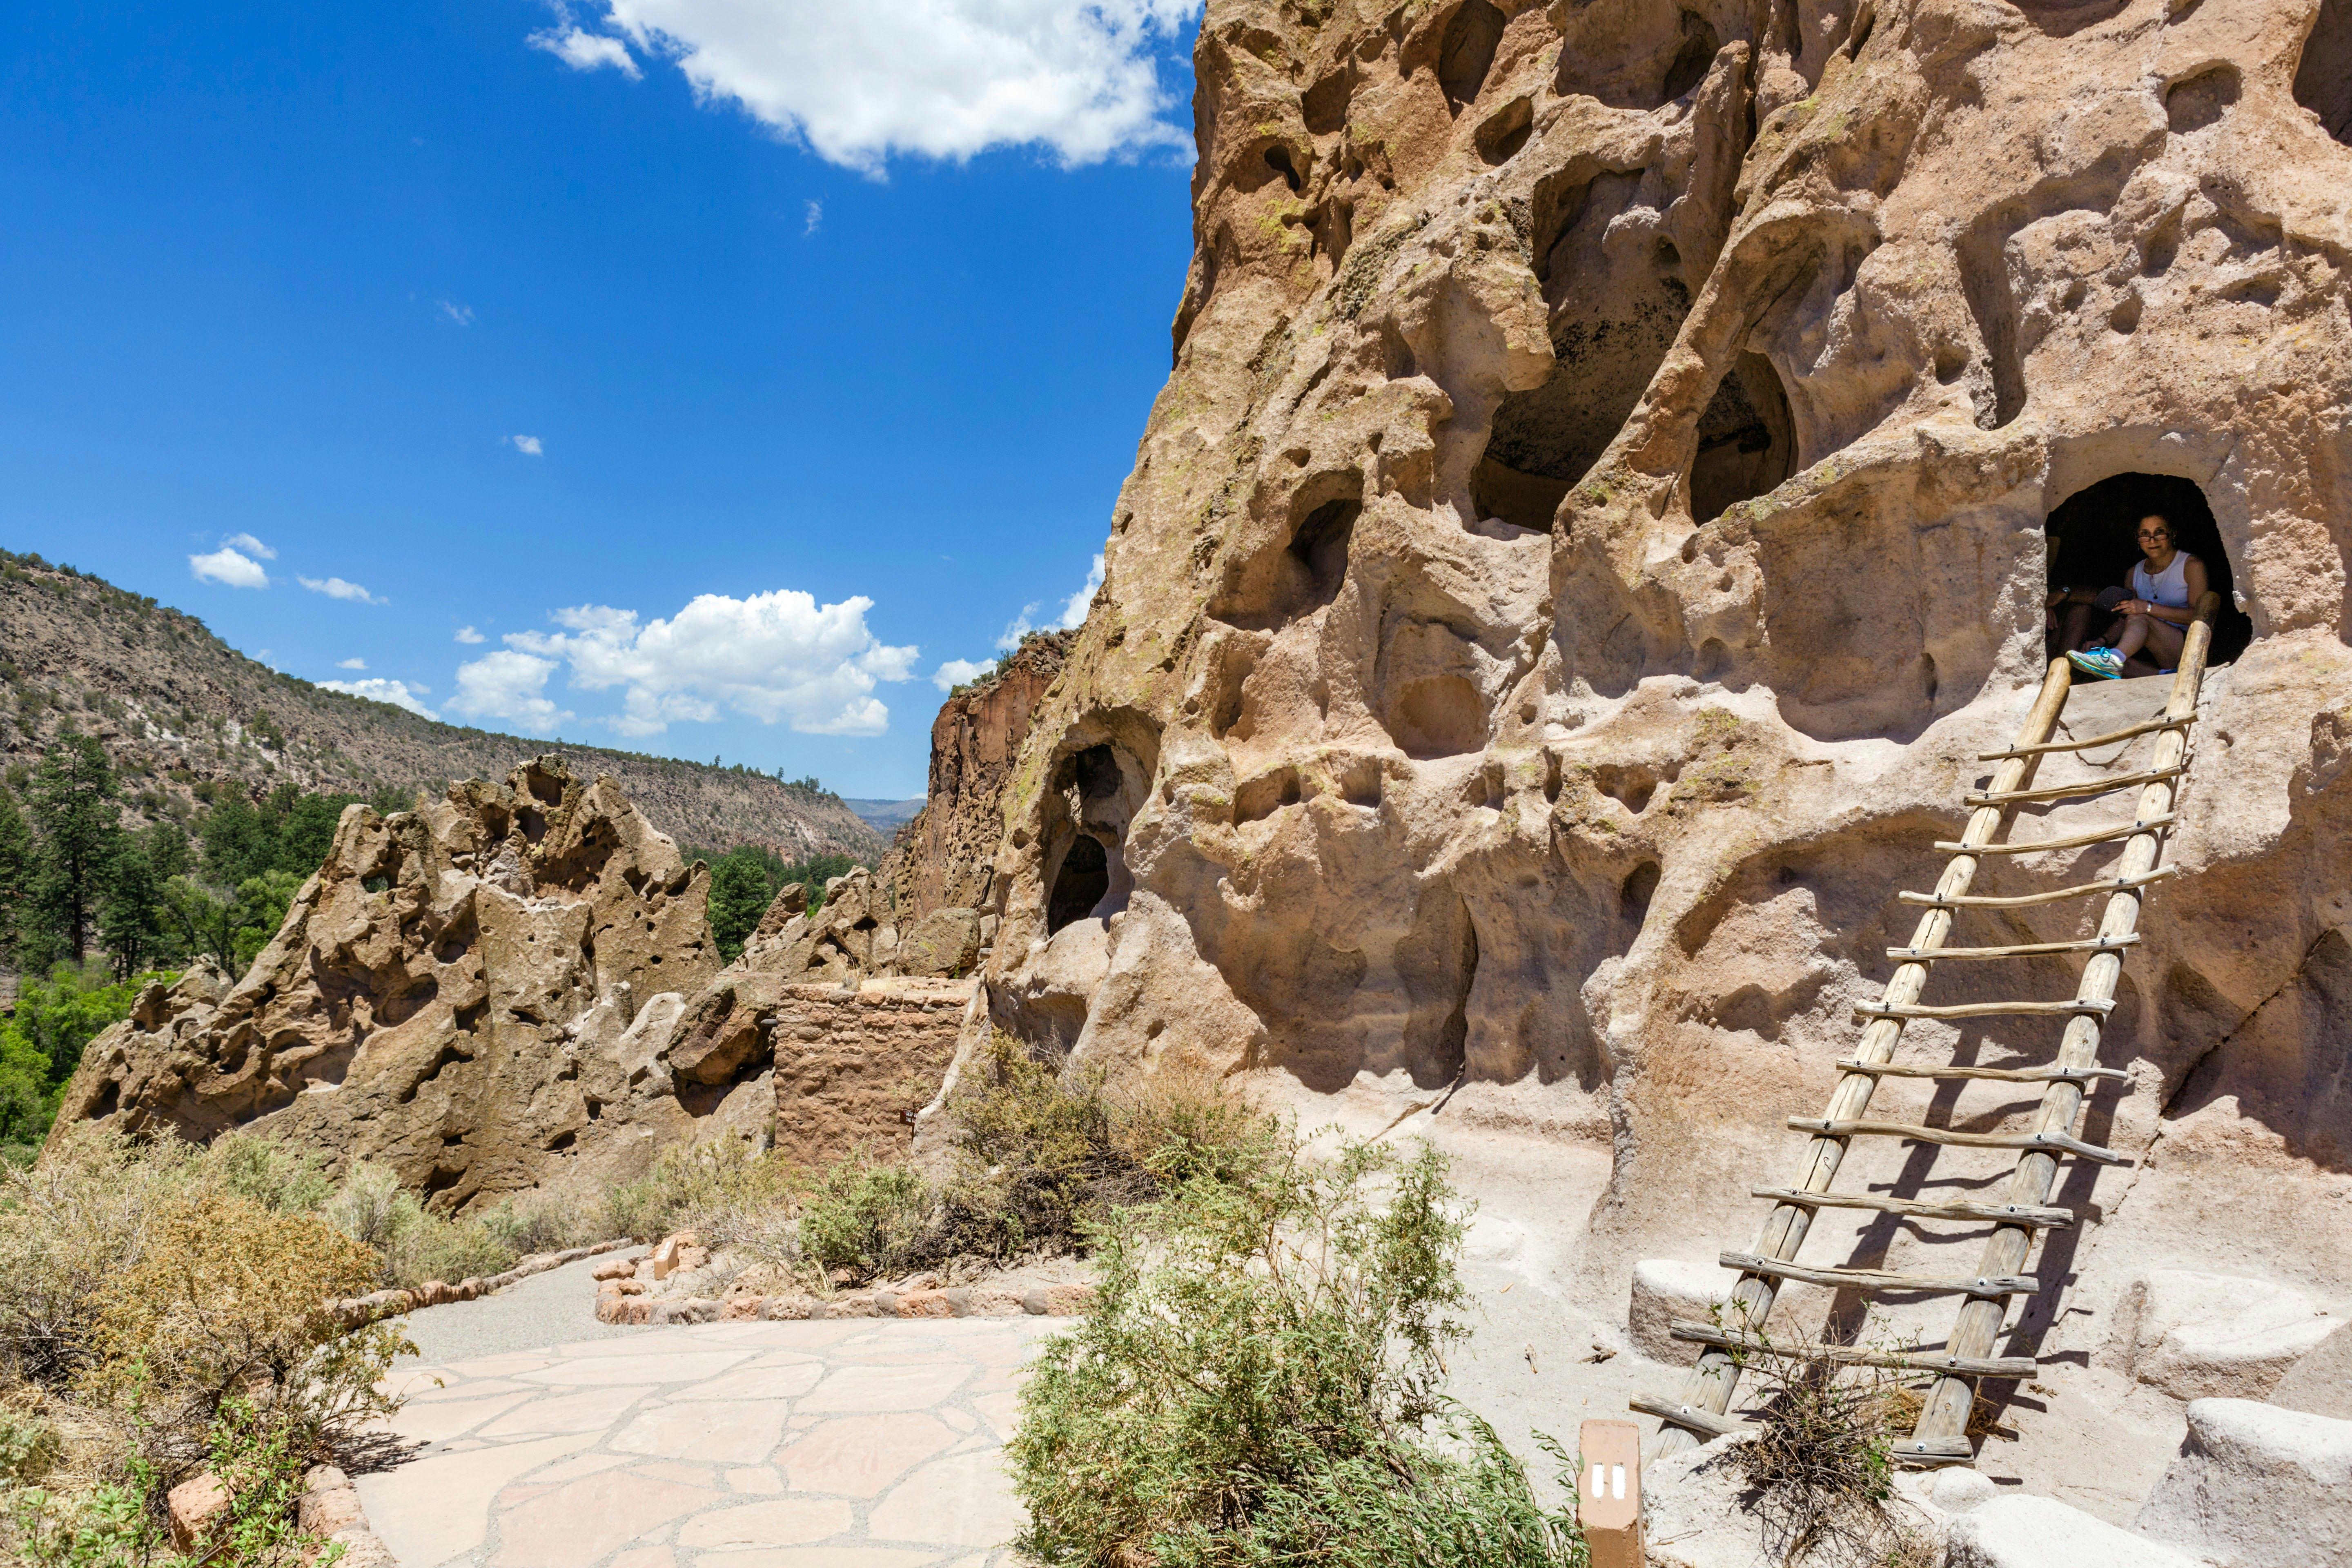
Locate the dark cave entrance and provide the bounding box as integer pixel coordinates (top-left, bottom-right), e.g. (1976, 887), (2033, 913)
(1691, 352), (1796, 523)
(2295, 0), (2352, 145)
(2045, 472), (2251, 668)
(1047, 834), (1109, 934)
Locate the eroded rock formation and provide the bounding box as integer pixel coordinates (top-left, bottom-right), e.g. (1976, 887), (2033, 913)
(53, 759), (755, 1208)
(937, 0), (2352, 1483)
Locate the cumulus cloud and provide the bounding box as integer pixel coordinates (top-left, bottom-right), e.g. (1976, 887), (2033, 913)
(449, 650), (570, 731)
(455, 625), (486, 644)
(439, 300), (475, 325)
(931, 656), (994, 692)
(337, 657), (368, 670)
(300, 575), (384, 604)
(189, 546), (270, 589)
(559, 0), (1198, 172)
(508, 434), (544, 456)
(531, 22), (643, 76)
(224, 533), (276, 559)
(501, 589), (918, 737)
(319, 678), (440, 719)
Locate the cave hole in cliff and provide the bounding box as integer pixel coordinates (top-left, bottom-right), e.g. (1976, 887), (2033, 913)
(1474, 96), (1532, 165)
(1046, 834), (1111, 935)
(1690, 352), (1797, 522)
(1263, 145), (1303, 194)
(1660, 13), (1720, 102)
(1388, 675), (1488, 759)
(1437, 0), (1506, 115)
(2045, 473), (2251, 668)
(1303, 67), (1352, 135)
(2296, 0), (2352, 144)
(1208, 475), (1362, 630)
(2165, 66), (2240, 135)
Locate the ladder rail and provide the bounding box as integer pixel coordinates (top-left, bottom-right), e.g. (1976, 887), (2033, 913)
(1906, 592), (2221, 1450)
(1648, 656), (2077, 1459)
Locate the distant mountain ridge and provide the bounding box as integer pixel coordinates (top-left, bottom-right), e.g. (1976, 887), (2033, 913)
(841, 797), (925, 832)
(0, 549), (882, 860)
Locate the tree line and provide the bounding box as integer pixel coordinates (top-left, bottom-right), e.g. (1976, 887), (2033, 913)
(686, 843), (863, 963)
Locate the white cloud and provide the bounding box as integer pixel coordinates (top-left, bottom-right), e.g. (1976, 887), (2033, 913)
(439, 300), (475, 325)
(509, 434), (544, 456)
(455, 625), (487, 644)
(450, 650), (570, 730)
(568, 0), (1199, 172)
(531, 23), (643, 77)
(319, 678), (440, 719)
(932, 657), (994, 691)
(994, 551), (1105, 649)
(190, 547), (270, 589)
(224, 532), (276, 560)
(300, 576), (385, 604)
(804, 198), (822, 236)
(1059, 551), (1105, 628)
(504, 589), (917, 737)
(337, 657), (368, 670)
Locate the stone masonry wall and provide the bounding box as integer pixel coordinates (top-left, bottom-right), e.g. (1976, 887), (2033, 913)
(771, 978), (978, 1169)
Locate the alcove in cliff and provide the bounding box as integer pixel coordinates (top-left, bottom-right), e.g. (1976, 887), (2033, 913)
(2295, 0), (2352, 145)
(2045, 473), (2251, 668)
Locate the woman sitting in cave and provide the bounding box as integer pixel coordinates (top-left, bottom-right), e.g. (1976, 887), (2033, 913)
(2048, 512), (2209, 679)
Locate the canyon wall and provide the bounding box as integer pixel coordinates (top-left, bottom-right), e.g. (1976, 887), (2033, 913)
(946, 0), (2352, 1437)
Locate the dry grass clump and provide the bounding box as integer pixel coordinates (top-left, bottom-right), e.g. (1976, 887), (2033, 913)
(318, 1158), (603, 1290)
(0, 1125), (416, 1565)
(1718, 1314), (1945, 1568)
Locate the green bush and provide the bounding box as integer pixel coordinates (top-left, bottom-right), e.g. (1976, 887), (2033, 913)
(1007, 1134), (1586, 1568)
(796, 1155), (933, 1280)
(318, 1159), (600, 1290)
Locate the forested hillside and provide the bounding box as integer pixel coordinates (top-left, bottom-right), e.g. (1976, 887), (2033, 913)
(0, 549), (883, 860)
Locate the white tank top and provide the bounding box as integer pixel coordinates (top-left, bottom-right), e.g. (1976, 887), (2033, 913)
(2131, 551), (2194, 609)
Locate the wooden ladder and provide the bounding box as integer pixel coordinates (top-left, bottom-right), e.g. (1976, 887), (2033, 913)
(1637, 592), (2223, 1466)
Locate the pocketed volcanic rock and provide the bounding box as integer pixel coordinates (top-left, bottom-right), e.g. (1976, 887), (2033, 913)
(2135, 1398), (2352, 1568)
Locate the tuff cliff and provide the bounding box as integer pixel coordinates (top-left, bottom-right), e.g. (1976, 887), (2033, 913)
(940, 0), (2352, 1503)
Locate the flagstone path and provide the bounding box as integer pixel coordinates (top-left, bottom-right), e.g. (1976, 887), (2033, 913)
(354, 1316), (1056, 1568)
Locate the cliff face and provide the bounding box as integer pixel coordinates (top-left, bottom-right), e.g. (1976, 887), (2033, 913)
(943, 0), (2352, 1446)
(880, 632), (1074, 926)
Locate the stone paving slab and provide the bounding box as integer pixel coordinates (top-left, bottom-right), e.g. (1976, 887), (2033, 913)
(356, 1319), (1057, 1568)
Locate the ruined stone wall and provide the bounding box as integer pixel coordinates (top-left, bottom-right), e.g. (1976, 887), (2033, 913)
(935, 0), (2352, 1423)
(769, 979), (977, 1169)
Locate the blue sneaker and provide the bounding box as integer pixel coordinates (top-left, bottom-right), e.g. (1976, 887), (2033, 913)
(2068, 646), (2125, 680)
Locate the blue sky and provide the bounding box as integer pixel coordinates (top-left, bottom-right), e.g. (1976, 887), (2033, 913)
(0, 0), (1200, 799)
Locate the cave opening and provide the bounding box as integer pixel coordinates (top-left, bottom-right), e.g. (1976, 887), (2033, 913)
(1046, 834), (1110, 934)
(2295, 0), (2352, 146)
(1437, 0), (1506, 116)
(2045, 473), (2252, 670)
(1690, 351), (1796, 522)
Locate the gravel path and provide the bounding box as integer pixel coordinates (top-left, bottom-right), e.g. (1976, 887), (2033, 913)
(389, 1250), (647, 1370)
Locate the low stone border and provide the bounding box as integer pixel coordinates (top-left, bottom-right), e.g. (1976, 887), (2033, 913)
(330, 1237), (638, 1327)
(169, 1462), (396, 1566)
(594, 1279), (1097, 1325)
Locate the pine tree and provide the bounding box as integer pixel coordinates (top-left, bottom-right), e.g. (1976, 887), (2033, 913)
(99, 840), (167, 977)
(29, 734), (122, 964)
(707, 851), (775, 964)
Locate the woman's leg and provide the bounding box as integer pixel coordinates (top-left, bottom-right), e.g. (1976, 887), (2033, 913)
(2139, 616), (2186, 668)
(2112, 613), (2154, 660)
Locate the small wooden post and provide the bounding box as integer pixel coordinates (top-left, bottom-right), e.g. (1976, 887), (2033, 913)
(1578, 1418), (1644, 1568)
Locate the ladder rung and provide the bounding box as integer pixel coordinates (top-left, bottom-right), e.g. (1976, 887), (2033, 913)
(1964, 766), (2184, 807)
(1889, 934), (2139, 961)
(1787, 1117), (2130, 1165)
(1834, 1058), (2131, 1085)
(1630, 1394), (1756, 1441)
(1668, 1321), (2040, 1379)
(1751, 1185), (2076, 1229)
(1978, 714), (2192, 760)
(1889, 1435), (1978, 1464)
(1722, 1251), (2038, 1297)
(1856, 998), (2113, 1020)
(1898, 867), (2176, 908)
(1935, 814), (2175, 855)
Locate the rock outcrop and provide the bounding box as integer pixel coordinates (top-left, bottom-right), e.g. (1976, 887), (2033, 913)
(917, 0), (2352, 1489)
(51, 758), (762, 1209)
(880, 630), (1074, 932)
